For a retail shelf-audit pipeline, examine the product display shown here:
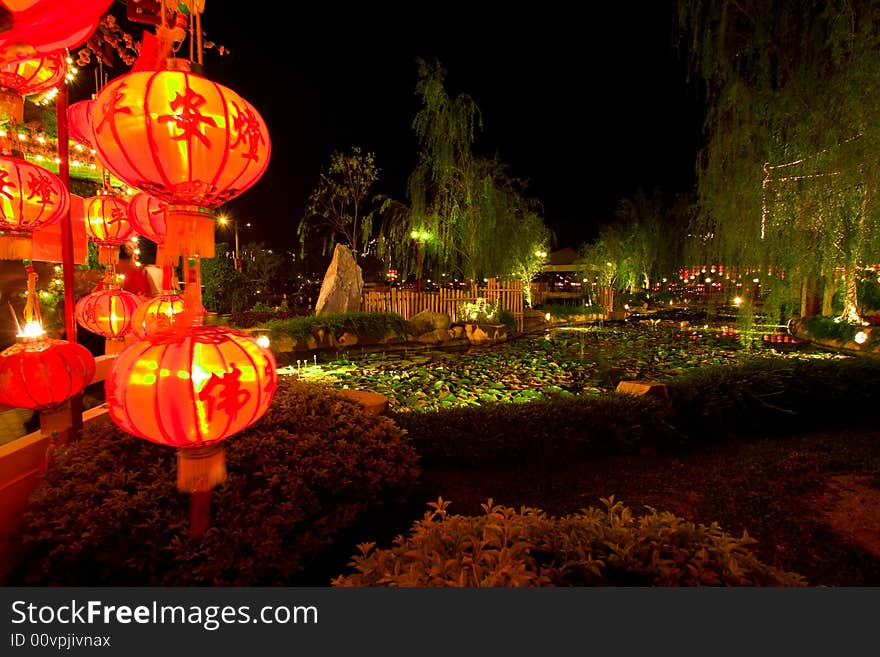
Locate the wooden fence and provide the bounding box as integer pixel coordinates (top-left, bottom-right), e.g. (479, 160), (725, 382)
(363, 278), (525, 329)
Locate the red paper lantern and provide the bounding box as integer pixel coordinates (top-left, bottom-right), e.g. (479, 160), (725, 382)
(0, 336), (95, 410)
(130, 293), (204, 339)
(106, 325), (277, 448)
(67, 97), (96, 148)
(0, 51), (65, 124)
(74, 284), (141, 339)
(0, 154), (70, 260)
(81, 192), (135, 264)
(90, 61), (271, 258)
(0, 0), (112, 62)
(126, 191), (166, 244)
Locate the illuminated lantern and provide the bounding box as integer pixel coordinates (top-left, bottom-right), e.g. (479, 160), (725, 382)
(126, 191), (166, 245)
(0, 0), (112, 62)
(0, 50), (64, 123)
(90, 59), (271, 258)
(0, 154), (69, 260)
(0, 337), (95, 410)
(105, 324), (277, 491)
(74, 278), (141, 341)
(67, 97), (96, 148)
(0, 262), (95, 410)
(130, 266), (202, 339)
(81, 192), (134, 264)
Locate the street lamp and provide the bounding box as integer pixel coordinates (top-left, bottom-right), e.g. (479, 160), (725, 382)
(410, 230), (429, 293)
(217, 215), (251, 271)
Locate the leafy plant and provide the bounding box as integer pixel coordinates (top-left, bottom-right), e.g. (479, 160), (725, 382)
(5, 379), (419, 585)
(261, 311), (407, 342)
(802, 315), (859, 343)
(333, 496), (806, 586)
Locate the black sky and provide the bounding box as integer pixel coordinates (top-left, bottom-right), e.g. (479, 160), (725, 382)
(185, 1), (704, 251)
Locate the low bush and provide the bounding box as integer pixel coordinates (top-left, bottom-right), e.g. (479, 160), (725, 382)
(537, 303), (593, 319)
(261, 311), (407, 342)
(390, 393), (683, 467)
(665, 355), (880, 438)
(229, 309), (305, 328)
(5, 379), (419, 586)
(496, 308), (517, 333)
(332, 497), (806, 586)
(802, 315), (859, 342)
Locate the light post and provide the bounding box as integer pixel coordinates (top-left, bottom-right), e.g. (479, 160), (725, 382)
(217, 215), (251, 271)
(411, 230), (429, 293)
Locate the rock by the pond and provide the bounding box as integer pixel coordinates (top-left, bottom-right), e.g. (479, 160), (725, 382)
(314, 244), (364, 315)
(407, 309), (451, 336)
(417, 328), (451, 345)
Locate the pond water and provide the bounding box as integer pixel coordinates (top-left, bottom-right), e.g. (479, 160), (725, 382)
(281, 321), (845, 413)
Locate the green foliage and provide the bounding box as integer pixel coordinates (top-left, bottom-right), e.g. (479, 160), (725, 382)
(5, 379), (419, 585)
(538, 304), (593, 319)
(496, 308), (517, 333)
(298, 146), (381, 258)
(676, 0), (880, 321)
(333, 496), (806, 586)
(801, 315), (859, 342)
(261, 311), (407, 342)
(200, 243), (248, 314)
(390, 393), (681, 468)
(404, 59), (551, 282)
(229, 309), (304, 329)
(857, 275), (880, 313)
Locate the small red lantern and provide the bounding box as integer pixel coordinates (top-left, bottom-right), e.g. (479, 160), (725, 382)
(130, 266), (201, 338)
(0, 337), (95, 410)
(74, 277), (141, 340)
(0, 262), (95, 410)
(90, 60), (271, 258)
(67, 97), (96, 148)
(0, 0), (112, 62)
(80, 192), (135, 264)
(126, 191), (166, 245)
(0, 154), (70, 260)
(0, 50), (64, 123)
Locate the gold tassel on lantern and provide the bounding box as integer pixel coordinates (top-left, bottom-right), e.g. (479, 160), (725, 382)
(176, 444), (227, 493)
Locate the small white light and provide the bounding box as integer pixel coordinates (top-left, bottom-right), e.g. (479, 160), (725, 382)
(705, 277), (712, 283)
(624, 304), (629, 310)
(855, 331), (868, 344)
(545, 312), (551, 321)
(753, 278), (760, 283)
(256, 335), (270, 349)
(733, 297), (743, 306)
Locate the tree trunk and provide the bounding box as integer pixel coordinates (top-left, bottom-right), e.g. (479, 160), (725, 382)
(799, 276), (821, 317)
(844, 266), (860, 322)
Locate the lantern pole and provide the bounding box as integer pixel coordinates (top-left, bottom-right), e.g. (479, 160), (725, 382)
(55, 58), (83, 441)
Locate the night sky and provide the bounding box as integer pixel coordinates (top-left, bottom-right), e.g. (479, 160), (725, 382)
(127, 1), (704, 252)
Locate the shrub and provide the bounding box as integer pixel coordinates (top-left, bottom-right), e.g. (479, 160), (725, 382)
(496, 308), (517, 333)
(333, 497), (806, 586)
(802, 315), (859, 342)
(665, 355), (880, 438)
(537, 303), (592, 319)
(261, 311), (407, 342)
(229, 309), (304, 329)
(5, 379), (419, 586)
(390, 393), (683, 467)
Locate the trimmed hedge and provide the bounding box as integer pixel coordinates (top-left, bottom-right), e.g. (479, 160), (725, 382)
(4, 380), (419, 586)
(390, 393), (683, 467)
(333, 497), (806, 586)
(260, 311), (407, 342)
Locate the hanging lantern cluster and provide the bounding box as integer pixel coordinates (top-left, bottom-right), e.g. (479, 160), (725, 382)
(0, 262), (95, 411)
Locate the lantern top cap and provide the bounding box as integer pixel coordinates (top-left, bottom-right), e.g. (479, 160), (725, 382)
(163, 57), (204, 75)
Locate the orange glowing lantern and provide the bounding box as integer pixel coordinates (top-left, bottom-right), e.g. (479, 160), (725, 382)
(67, 97), (96, 148)
(0, 0), (112, 62)
(0, 154), (69, 260)
(0, 262), (95, 410)
(0, 50), (64, 123)
(90, 60), (271, 259)
(74, 275), (141, 342)
(81, 192), (135, 264)
(126, 191), (166, 245)
(130, 266), (201, 339)
(105, 324), (277, 495)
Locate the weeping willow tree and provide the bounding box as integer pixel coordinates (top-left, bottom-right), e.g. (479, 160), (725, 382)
(382, 58), (552, 284)
(677, 0), (880, 323)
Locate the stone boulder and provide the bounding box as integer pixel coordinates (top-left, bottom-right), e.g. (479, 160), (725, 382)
(416, 328), (451, 345)
(407, 310), (451, 336)
(314, 244), (364, 316)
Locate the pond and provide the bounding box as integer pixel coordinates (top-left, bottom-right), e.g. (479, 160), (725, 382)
(280, 321), (846, 413)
